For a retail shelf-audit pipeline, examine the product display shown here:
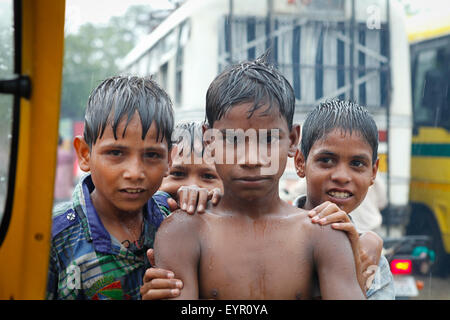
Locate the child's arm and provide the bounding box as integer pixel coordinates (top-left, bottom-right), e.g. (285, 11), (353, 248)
(313, 224), (366, 299)
(141, 187), (221, 300)
(152, 210), (201, 299)
(140, 249), (183, 300)
(359, 231), (383, 290)
(308, 201), (383, 291)
(359, 231), (383, 267)
(309, 203), (383, 265)
(308, 201), (365, 292)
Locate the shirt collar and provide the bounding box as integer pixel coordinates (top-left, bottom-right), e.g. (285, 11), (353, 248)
(78, 174), (163, 254)
(293, 194), (307, 208)
(81, 175), (112, 253)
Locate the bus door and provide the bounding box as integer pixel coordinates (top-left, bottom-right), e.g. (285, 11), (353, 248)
(0, 0), (65, 299)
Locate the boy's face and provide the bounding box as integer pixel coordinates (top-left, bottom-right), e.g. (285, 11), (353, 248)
(208, 102), (299, 201)
(75, 112), (171, 216)
(295, 128), (378, 213)
(160, 146), (223, 199)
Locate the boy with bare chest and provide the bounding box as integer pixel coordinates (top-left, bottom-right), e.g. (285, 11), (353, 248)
(154, 56), (365, 300)
(188, 204), (327, 299)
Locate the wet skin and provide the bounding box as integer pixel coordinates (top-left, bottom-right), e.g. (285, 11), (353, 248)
(154, 103), (365, 299)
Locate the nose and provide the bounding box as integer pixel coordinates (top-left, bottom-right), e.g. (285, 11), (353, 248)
(123, 156), (145, 180)
(190, 179), (210, 190)
(237, 138), (271, 169)
(330, 163), (351, 184)
(184, 176), (202, 188)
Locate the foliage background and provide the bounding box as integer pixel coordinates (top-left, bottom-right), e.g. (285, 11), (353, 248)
(61, 5), (154, 120)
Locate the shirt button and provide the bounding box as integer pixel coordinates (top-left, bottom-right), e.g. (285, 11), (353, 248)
(66, 212), (76, 221)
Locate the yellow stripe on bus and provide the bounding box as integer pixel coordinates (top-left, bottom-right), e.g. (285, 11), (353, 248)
(378, 153), (387, 173)
(411, 157), (450, 183)
(408, 25), (450, 43)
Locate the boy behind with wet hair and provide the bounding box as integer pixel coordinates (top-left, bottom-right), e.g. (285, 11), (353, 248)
(153, 56), (366, 299)
(293, 99), (394, 299)
(47, 76), (175, 300)
(159, 121), (223, 212)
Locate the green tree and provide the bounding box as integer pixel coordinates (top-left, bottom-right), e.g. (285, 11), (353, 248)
(61, 5), (155, 120)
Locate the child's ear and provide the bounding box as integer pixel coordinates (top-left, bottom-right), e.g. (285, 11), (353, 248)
(371, 158), (380, 186)
(294, 149), (306, 178)
(287, 124), (301, 158)
(73, 136), (91, 172)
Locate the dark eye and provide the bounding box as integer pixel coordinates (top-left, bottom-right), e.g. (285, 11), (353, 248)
(202, 173), (218, 180)
(319, 157), (332, 164)
(351, 160), (365, 168)
(108, 150), (123, 156)
(170, 170), (186, 178)
(145, 152), (162, 159)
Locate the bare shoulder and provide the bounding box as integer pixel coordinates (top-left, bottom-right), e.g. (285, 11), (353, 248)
(283, 200), (310, 218)
(155, 209), (203, 260)
(280, 203), (317, 233)
(310, 219), (349, 240)
(163, 208), (201, 223)
(289, 209), (350, 247)
(154, 210), (203, 281)
(157, 209), (204, 236)
(308, 219), (354, 257)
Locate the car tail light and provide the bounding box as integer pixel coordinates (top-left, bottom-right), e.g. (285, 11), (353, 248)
(390, 259), (412, 275)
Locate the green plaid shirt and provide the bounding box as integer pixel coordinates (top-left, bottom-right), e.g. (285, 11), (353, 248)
(46, 174), (171, 300)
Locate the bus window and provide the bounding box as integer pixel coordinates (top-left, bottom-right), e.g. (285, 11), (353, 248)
(0, 0), (14, 235)
(412, 40), (450, 130)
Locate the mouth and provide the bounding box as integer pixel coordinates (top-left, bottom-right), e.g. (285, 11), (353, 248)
(327, 190), (353, 199)
(233, 176), (271, 189)
(235, 176), (270, 182)
(120, 188), (146, 194)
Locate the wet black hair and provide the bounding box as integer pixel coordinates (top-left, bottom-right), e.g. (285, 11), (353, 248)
(301, 99), (379, 163)
(205, 52), (295, 130)
(171, 121), (205, 157)
(83, 75), (174, 149)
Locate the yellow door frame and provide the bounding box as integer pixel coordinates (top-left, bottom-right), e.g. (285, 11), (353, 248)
(0, 0), (65, 300)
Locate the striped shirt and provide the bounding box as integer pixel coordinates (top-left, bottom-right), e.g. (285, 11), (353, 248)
(46, 174), (171, 300)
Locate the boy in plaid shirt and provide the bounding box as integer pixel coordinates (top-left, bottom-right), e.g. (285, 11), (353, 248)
(46, 76), (175, 299)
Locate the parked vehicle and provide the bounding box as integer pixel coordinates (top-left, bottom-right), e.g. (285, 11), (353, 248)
(384, 235), (434, 298)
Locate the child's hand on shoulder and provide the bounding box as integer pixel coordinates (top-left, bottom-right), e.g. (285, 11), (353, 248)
(176, 185), (222, 214)
(308, 201), (359, 244)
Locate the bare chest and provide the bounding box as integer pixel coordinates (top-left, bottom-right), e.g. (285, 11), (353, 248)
(198, 217), (314, 299)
